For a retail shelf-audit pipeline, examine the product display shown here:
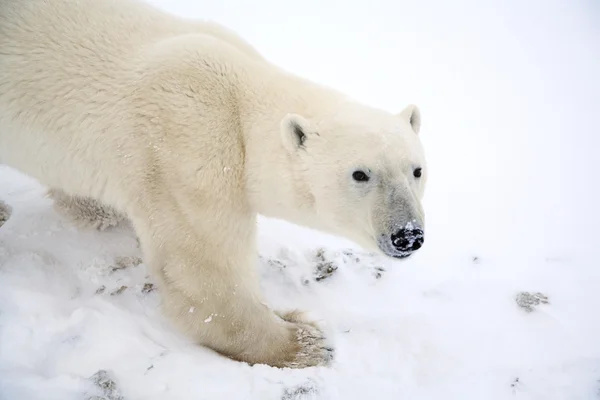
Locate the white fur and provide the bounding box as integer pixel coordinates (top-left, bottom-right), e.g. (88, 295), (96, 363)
(0, 0), (426, 368)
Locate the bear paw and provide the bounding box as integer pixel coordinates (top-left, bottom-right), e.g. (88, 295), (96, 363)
(278, 311), (334, 369)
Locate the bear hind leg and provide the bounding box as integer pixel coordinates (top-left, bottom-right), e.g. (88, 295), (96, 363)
(47, 188), (128, 230)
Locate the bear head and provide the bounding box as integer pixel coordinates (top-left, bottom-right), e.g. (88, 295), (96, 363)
(280, 102), (427, 259)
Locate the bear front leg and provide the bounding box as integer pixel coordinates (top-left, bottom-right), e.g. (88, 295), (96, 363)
(139, 218), (334, 368)
(47, 188), (128, 230)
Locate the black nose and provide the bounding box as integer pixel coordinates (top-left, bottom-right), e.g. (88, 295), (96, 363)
(391, 226), (424, 252)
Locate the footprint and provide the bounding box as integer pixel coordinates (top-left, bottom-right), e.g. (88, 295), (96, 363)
(87, 370), (124, 400)
(0, 200), (11, 228)
(313, 248), (338, 282)
(111, 255), (143, 272)
(281, 378), (320, 400)
(515, 291), (549, 312)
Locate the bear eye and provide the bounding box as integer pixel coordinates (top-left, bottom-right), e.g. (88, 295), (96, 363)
(413, 168), (422, 178)
(352, 170), (370, 182)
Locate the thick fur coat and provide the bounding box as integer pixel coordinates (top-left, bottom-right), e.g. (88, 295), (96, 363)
(0, 0), (427, 368)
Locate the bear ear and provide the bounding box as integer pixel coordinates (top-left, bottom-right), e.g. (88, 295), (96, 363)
(398, 104), (421, 134)
(280, 113), (317, 152)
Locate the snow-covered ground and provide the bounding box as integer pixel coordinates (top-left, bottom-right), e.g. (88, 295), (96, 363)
(1, 0), (599, 399)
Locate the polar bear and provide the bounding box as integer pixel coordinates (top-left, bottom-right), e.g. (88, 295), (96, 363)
(0, 0), (427, 368)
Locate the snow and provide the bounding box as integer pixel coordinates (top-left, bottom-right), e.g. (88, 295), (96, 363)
(1, 0), (599, 399)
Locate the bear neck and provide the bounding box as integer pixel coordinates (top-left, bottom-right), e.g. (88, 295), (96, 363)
(238, 65), (345, 232)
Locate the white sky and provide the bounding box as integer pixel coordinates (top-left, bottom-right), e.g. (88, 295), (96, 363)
(148, 0), (600, 258)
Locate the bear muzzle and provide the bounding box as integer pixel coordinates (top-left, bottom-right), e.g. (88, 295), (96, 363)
(379, 221), (424, 259)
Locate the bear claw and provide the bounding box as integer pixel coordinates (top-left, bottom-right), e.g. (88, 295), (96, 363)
(278, 311), (334, 368)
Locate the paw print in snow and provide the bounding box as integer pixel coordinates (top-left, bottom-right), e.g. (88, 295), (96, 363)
(313, 248), (338, 282)
(340, 249), (386, 280)
(515, 291), (549, 312)
(281, 378), (320, 400)
(87, 370), (124, 400)
(267, 258), (288, 271)
(311, 247), (387, 282)
(0, 200), (11, 228)
(110, 285), (128, 296)
(141, 282), (155, 293)
(372, 266), (385, 279)
(111, 255), (142, 272)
